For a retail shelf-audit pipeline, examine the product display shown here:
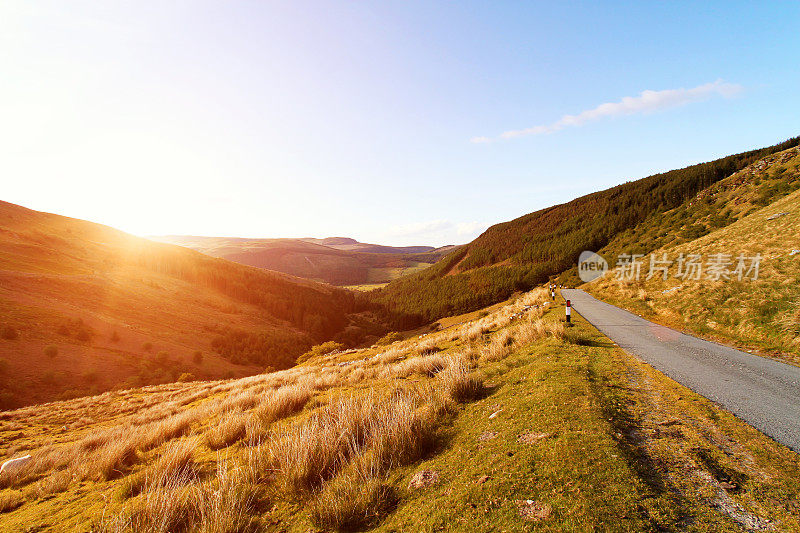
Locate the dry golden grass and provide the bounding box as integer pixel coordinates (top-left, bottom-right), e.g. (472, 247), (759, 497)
(103, 476), (195, 533)
(191, 462), (260, 533)
(513, 318), (565, 346)
(436, 356), (485, 404)
(309, 457), (395, 531)
(103, 459), (259, 533)
(387, 353), (447, 378)
(480, 329), (514, 362)
(0, 490), (24, 513)
(121, 439), (198, 499)
(204, 410), (247, 450)
(415, 337), (442, 356)
(25, 469), (72, 500)
(252, 384), (311, 424)
(93, 438), (141, 481)
(0, 285), (552, 530)
(370, 346), (407, 365)
(465, 321), (490, 341)
(264, 385), (444, 495)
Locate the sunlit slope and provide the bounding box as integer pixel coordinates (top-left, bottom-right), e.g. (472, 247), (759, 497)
(575, 145), (800, 278)
(374, 136), (800, 322)
(0, 201), (369, 408)
(585, 183), (800, 365)
(151, 235), (453, 286)
(1, 288), (798, 531)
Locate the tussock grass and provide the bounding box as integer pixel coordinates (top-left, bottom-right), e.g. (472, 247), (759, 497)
(245, 384), (312, 444)
(436, 356), (485, 404)
(204, 410), (247, 450)
(137, 409), (200, 450)
(265, 386), (444, 494)
(25, 469), (71, 500)
(465, 322), (490, 341)
(416, 338), (442, 356)
(370, 347), (407, 365)
(480, 329), (514, 362)
(191, 462), (260, 533)
(513, 318), (565, 345)
(121, 440), (198, 499)
(104, 460), (259, 533)
(252, 384), (311, 424)
(105, 476), (195, 533)
(93, 438), (140, 481)
(388, 353), (447, 378)
(0, 491), (24, 513)
(309, 458), (396, 531)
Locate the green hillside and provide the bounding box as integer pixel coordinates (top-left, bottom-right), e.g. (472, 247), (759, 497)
(562, 145), (800, 284)
(373, 136), (800, 322)
(584, 171), (800, 366)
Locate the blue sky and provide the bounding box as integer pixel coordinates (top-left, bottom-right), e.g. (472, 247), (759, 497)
(2, 1), (798, 246)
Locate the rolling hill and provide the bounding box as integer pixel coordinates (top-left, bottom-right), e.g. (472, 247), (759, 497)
(373, 136), (800, 322)
(0, 201), (395, 408)
(150, 235), (456, 286)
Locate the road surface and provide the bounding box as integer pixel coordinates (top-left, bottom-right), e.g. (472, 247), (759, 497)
(562, 289), (800, 452)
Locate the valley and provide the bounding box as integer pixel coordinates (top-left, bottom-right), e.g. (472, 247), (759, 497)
(0, 202), (404, 408)
(150, 235), (455, 287)
(2, 139), (800, 531)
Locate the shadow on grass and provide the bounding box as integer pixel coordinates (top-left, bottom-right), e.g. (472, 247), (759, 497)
(586, 357), (691, 530)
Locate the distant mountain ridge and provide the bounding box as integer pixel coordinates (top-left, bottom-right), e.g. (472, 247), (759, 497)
(300, 237), (446, 255)
(151, 235), (457, 286)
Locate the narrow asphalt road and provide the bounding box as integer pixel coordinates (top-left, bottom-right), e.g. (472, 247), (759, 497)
(562, 289), (800, 452)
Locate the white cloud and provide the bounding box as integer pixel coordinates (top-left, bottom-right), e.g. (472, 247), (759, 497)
(455, 221), (487, 236)
(388, 219), (453, 238)
(473, 79), (743, 142)
(385, 219), (490, 246)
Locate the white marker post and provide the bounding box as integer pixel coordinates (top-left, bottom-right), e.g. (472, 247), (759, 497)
(565, 299), (571, 323)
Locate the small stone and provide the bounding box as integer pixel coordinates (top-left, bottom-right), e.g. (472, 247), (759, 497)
(478, 431), (498, 441)
(475, 475), (490, 484)
(518, 432), (553, 444)
(766, 212), (788, 220)
(515, 499), (552, 521)
(408, 470), (440, 489)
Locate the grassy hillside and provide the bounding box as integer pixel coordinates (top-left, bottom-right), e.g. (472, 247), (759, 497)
(1, 288), (798, 531)
(565, 144), (800, 283)
(0, 201), (392, 408)
(152, 235), (454, 286)
(373, 136), (800, 322)
(583, 170), (800, 366)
